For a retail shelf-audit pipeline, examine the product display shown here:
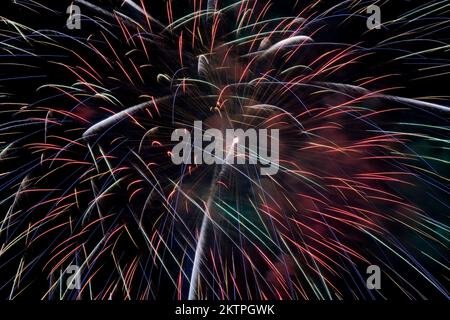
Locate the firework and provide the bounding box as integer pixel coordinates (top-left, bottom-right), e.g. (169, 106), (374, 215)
(0, 0), (449, 300)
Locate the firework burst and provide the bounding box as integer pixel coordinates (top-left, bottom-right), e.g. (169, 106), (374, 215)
(0, 0), (449, 300)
